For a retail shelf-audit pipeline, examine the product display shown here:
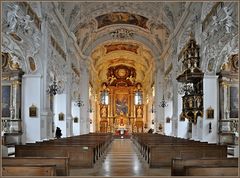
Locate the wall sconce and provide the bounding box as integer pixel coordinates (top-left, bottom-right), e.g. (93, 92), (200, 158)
(159, 94), (168, 108)
(151, 104), (156, 113)
(209, 122), (212, 133)
(75, 97), (84, 107)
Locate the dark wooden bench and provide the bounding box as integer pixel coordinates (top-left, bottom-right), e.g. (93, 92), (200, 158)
(2, 157), (69, 176)
(16, 133), (113, 168)
(184, 166), (238, 176)
(15, 144), (94, 168)
(171, 158), (238, 176)
(132, 133), (227, 167)
(2, 164), (56, 176)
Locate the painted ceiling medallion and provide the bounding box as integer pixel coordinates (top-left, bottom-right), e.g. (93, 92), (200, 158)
(117, 68), (126, 77)
(10, 32), (22, 42)
(96, 12), (148, 29)
(104, 44), (139, 54)
(28, 57), (36, 72)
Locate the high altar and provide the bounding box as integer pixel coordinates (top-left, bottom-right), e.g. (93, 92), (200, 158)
(99, 65), (144, 133)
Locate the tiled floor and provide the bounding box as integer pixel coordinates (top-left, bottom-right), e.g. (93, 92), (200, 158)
(70, 139), (171, 176)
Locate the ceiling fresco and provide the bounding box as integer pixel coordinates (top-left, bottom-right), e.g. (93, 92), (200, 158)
(104, 44), (139, 54)
(95, 12), (148, 29)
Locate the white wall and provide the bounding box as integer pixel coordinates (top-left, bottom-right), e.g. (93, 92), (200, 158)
(54, 93), (67, 137)
(22, 74), (41, 143)
(202, 76), (218, 143)
(72, 102), (80, 135)
(177, 94), (188, 138)
(164, 100), (172, 135)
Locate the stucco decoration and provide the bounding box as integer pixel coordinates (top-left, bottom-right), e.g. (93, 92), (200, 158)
(201, 2), (215, 22)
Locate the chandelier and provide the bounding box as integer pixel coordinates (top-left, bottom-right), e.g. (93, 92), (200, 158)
(47, 76), (63, 96)
(75, 97), (84, 107)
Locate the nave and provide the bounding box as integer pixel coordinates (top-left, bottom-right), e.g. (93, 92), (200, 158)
(70, 139), (170, 176)
(2, 133), (238, 177)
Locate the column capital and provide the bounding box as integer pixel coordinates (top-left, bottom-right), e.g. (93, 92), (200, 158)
(22, 74), (42, 78)
(203, 75), (218, 79)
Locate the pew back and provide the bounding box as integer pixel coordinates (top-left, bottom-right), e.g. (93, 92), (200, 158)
(2, 164), (56, 176)
(2, 157), (69, 176)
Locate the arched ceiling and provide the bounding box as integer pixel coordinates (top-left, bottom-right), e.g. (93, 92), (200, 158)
(56, 2), (186, 92)
(90, 41), (154, 90)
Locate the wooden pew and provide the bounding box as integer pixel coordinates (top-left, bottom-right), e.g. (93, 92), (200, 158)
(2, 164), (56, 176)
(15, 133), (113, 168)
(15, 145), (94, 168)
(2, 157), (69, 176)
(185, 166), (238, 176)
(149, 144), (227, 167)
(171, 158), (238, 176)
(132, 133), (228, 167)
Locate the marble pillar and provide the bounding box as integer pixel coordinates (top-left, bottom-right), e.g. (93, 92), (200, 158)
(79, 64), (90, 134)
(22, 74), (42, 143)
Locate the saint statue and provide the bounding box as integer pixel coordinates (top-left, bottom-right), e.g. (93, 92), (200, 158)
(137, 106), (142, 118)
(7, 5), (20, 33)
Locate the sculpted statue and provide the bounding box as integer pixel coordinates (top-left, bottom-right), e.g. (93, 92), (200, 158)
(22, 15), (34, 31)
(211, 16), (219, 34)
(6, 5), (20, 33)
(220, 7), (236, 33)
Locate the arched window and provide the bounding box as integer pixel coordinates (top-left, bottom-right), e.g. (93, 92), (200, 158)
(134, 90), (142, 105)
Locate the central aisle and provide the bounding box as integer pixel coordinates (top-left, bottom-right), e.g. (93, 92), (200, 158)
(98, 139), (144, 176)
(70, 139), (170, 176)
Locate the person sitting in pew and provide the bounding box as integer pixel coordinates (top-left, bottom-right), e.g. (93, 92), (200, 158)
(55, 127), (62, 139)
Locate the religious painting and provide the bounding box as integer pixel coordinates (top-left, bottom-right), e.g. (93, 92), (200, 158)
(166, 117), (171, 123)
(28, 57), (36, 72)
(230, 86), (239, 118)
(73, 117), (78, 123)
(96, 12), (148, 29)
(29, 104), (37, 117)
(2, 52), (9, 68)
(2, 85), (11, 117)
(58, 112), (64, 121)
(104, 44), (139, 54)
(206, 106), (214, 119)
(115, 94), (128, 115)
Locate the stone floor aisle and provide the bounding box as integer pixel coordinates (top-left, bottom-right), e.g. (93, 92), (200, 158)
(70, 139), (170, 176)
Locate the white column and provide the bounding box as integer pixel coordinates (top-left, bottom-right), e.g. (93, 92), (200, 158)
(54, 93), (67, 137)
(164, 100), (172, 135)
(202, 75), (218, 143)
(65, 72), (73, 137)
(72, 101), (80, 135)
(79, 64), (90, 134)
(171, 72), (179, 137)
(22, 74), (42, 143)
(154, 67), (163, 133)
(177, 93), (188, 138)
(40, 13), (53, 139)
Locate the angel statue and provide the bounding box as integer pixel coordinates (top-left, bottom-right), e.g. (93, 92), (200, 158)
(6, 4), (20, 33)
(22, 15), (34, 32)
(220, 7), (236, 33)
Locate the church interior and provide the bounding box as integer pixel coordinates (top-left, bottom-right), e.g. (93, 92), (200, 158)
(1, 1), (239, 177)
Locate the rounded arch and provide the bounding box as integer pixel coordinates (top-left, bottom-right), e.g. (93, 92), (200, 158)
(82, 31), (161, 61)
(71, 2), (172, 34)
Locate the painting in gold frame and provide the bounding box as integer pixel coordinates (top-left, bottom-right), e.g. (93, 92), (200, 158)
(206, 106), (214, 119)
(115, 93), (128, 115)
(73, 117), (78, 123)
(29, 104), (37, 117)
(59, 112), (64, 121)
